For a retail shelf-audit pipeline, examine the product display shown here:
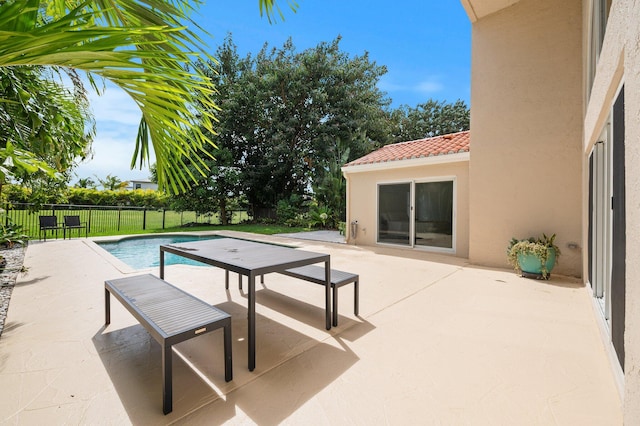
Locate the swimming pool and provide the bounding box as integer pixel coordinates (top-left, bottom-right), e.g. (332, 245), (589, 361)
(98, 234), (220, 270)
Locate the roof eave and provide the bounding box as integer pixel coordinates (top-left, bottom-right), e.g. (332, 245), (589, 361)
(342, 152), (470, 175)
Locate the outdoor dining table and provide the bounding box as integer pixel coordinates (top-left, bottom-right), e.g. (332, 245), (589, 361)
(159, 237), (331, 371)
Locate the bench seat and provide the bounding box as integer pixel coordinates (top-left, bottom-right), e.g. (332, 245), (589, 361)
(280, 265), (359, 326)
(105, 274), (232, 414)
(230, 265), (359, 327)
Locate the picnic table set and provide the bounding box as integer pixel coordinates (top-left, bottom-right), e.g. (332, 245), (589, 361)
(104, 237), (359, 414)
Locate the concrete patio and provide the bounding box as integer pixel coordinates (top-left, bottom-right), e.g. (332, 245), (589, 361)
(0, 231), (622, 424)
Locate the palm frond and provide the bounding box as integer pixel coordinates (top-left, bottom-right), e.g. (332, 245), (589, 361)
(0, 0), (218, 193)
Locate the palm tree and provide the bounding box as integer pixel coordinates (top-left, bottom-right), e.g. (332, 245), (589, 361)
(75, 177), (97, 189)
(97, 174), (129, 191)
(0, 0), (293, 193)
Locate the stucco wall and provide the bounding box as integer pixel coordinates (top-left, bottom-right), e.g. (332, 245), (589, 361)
(580, 0), (640, 418)
(590, 0), (640, 420)
(468, 0), (583, 276)
(343, 160), (469, 258)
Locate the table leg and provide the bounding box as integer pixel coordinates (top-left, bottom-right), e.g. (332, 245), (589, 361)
(105, 288), (110, 325)
(248, 272), (256, 371)
(325, 259), (331, 330)
(159, 248), (165, 279)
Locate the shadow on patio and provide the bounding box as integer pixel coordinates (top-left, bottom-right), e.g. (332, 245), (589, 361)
(0, 231), (622, 424)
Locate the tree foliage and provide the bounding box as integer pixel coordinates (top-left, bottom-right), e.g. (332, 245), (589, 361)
(197, 35), (390, 216)
(0, 0), (220, 193)
(0, 66), (94, 192)
(96, 174), (128, 191)
(388, 99), (470, 143)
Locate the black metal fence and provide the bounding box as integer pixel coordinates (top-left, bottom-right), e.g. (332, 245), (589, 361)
(2, 203), (248, 239)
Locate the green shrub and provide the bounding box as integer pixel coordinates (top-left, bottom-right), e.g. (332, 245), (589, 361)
(276, 194), (305, 225)
(0, 217), (29, 248)
(308, 204), (333, 229)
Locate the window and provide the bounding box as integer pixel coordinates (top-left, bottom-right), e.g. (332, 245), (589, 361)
(377, 179), (455, 251)
(587, 0), (612, 97)
(589, 85), (625, 370)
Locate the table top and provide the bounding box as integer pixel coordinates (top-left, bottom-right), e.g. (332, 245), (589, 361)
(160, 237), (330, 275)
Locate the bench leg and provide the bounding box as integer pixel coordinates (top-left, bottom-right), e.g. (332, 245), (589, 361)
(162, 344), (173, 414)
(223, 321), (233, 382)
(332, 285), (338, 327)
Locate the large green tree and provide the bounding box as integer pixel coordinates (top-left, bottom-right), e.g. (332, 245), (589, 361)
(203, 35), (390, 215)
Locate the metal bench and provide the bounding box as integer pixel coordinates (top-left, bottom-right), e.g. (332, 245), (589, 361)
(229, 266), (359, 327)
(104, 274), (232, 414)
(281, 266), (359, 326)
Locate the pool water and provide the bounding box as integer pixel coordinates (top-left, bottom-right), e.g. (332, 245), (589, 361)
(98, 234), (220, 270)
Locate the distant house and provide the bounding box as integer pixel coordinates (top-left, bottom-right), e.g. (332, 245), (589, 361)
(342, 131), (470, 257)
(129, 180), (158, 191)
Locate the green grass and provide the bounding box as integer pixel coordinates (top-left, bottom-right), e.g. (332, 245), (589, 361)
(154, 223), (309, 235)
(6, 207), (308, 239)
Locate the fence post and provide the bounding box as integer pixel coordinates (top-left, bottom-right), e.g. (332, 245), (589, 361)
(162, 209), (166, 229)
(88, 207), (92, 234)
(143, 208), (147, 230)
(117, 207), (121, 231)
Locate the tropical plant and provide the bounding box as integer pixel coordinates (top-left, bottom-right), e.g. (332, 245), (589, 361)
(308, 204), (332, 229)
(75, 177), (97, 189)
(0, 66), (94, 195)
(0, 0), (220, 194)
(0, 217), (29, 248)
(96, 174), (128, 191)
(0, 1), (298, 195)
(507, 233), (561, 279)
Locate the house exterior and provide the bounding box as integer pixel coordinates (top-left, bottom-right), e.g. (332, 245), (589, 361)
(128, 180), (158, 191)
(460, 0), (640, 420)
(344, 0), (639, 419)
(342, 131), (470, 257)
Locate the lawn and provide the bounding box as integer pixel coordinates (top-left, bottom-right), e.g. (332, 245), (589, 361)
(6, 207), (306, 239)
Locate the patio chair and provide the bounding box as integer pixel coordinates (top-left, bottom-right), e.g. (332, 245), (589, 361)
(63, 215), (88, 239)
(39, 215), (62, 241)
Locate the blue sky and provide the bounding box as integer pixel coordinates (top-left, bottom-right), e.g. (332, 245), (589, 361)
(73, 1), (471, 184)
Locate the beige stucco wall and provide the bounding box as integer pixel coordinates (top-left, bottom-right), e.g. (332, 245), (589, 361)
(343, 159), (469, 258)
(467, 0), (583, 277)
(584, 0), (640, 420)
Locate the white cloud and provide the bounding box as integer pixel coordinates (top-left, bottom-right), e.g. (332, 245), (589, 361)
(74, 82), (153, 183)
(378, 75), (444, 95)
(415, 79), (444, 93)
(88, 83), (142, 127)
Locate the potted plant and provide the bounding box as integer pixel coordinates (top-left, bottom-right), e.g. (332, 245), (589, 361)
(507, 233), (560, 279)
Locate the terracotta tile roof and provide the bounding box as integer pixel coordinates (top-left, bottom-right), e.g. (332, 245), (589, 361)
(344, 130), (470, 167)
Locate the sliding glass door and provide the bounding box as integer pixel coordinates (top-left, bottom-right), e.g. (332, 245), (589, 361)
(415, 181), (453, 249)
(378, 183), (411, 245)
(378, 179), (454, 251)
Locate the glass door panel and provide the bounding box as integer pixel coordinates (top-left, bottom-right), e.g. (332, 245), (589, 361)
(378, 183), (410, 245)
(414, 181), (453, 249)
